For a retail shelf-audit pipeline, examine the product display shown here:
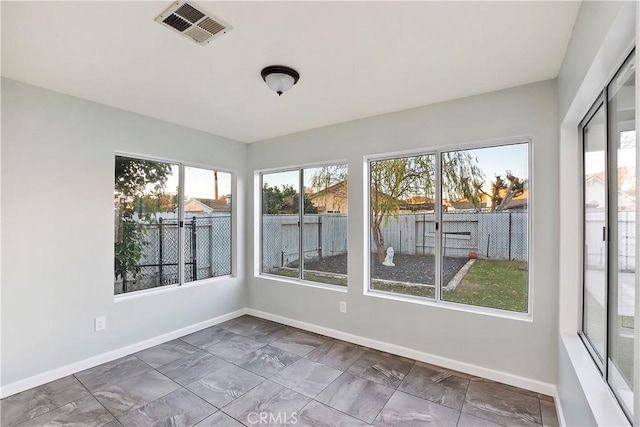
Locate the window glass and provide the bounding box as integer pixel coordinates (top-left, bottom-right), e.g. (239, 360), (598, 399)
(369, 155), (436, 298)
(261, 170), (301, 279)
(441, 144), (529, 312)
(367, 144), (529, 313)
(583, 104), (607, 362)
(184, 167), (232, 281)
(114, 156), (179, 294)
(261, 165), (348, 286)
(607, 51), (635, 418)
(302, 165), (348, 286)
(114, 156), (233, 295)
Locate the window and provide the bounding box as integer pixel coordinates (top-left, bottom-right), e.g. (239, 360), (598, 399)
(114, 155), (232, 295)
(368, 142), (529, 313)
(261, 164), (348, 287)
(580, 50), (635, 421)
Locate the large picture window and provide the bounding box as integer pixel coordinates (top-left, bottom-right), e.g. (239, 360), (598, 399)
(368, 142), (529, 313)
(114, 155), (232, 295)
(261, 164), (348, 287)
(580, 50), (636, 420)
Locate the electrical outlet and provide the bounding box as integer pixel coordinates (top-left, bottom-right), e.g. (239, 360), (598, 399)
(340, 301), (347, 313)
(95, 316), (106, 332)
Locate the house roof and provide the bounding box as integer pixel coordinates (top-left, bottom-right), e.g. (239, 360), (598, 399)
(308, 181), (347, 199)
(185, 198), (231, 213)
(586, 167), (636, 195)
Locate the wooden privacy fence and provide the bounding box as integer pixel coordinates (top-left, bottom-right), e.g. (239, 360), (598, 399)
(262, 214), (348, 270)
(261, 212), (528, 271)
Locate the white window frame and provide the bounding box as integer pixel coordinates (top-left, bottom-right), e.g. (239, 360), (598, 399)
(578, 48), (636, 422)
(364, 137), (533, 320)
(257, 161), (348, 292)
(114, 152), (235, 299)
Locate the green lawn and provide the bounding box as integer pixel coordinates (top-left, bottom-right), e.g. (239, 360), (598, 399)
(443, 259), (528, 312)
(267, 259), (528, 312)
(371, 281), (434, 298)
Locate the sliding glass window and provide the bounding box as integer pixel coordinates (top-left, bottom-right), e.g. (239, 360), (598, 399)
(368, 142), (529, 314)
(261, 164), (348, 287)
(580, 49), (635, 420)
(441, 145), (529, 312)
(582, 100), (607, 364)
(114, 155), (233, 295)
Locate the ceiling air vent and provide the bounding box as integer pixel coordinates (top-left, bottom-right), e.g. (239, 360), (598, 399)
(155, 1), (232, 45)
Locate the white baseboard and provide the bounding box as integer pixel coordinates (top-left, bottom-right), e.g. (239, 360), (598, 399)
(554, 388), (567, 427)
(246, 308), (556, 396)
(0, 309), (247, 399)
(2, 308), (557, 400)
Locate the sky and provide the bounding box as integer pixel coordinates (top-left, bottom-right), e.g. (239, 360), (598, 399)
(261, 168), (325, 190)
(470, 143), (528, 192)
(161, 166), (232, 199)
(585, 130), (636, 175)
(261, 143), (529, 194)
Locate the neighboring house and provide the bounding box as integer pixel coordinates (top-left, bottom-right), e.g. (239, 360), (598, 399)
(308, 181), (347, 214)
(446, 198), (487, 211)
(402, 196), (436, 212)
(184, 198), (231, 213)
(585, 173), (635, 210)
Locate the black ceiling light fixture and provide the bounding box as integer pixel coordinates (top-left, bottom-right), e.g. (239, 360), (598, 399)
(261, 65), (300, 96)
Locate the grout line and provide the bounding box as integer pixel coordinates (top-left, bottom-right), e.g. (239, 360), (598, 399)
(179, 387), (220, 425)
(74, 376), (120, 424)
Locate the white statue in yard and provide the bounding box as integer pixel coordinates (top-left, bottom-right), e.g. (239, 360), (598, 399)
(382, 246), (395, 267)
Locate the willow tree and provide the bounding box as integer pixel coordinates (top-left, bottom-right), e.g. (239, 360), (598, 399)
(370, 153), (483, 262)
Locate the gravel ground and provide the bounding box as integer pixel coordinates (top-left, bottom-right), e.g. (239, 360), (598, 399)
(289, 253), (468, 285)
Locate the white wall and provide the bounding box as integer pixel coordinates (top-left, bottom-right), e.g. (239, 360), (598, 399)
(556, 1), (637, 425)
(0, 79), (248, 392)
(557, 1), (626, 122)
(247, 79), (559, 389)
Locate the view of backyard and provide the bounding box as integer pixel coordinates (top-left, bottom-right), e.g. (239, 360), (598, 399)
(260, 143), (532, 313)
(273, 253), (528, 312)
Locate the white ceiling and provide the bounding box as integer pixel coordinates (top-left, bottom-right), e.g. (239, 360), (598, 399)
(1, 1), (580, 143)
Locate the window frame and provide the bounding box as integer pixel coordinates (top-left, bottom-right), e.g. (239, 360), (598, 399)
(579, 94), (608, 374)
(114, 152), (235, 298)
(578, 47), (636, 423)
(364, 137), (533, 319)
(257, 161), (349, 291)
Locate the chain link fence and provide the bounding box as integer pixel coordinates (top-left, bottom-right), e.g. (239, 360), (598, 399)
(115, 213), (231, 294)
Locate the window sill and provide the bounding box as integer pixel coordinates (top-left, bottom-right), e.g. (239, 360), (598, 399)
(560, 334), (630, 426)
(114, 274), (235, 302)
(364, 289), (533, 322)
(255, 273), (348, 293)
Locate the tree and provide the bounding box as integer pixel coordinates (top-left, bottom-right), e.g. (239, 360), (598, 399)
(309, 165), (348, 192)
(114, 157), (173, 285)
(488, 170), (526, 212)
(370, 157), (431, 262)
(262, 184), (317, 214)
(369, 152), (483, 262)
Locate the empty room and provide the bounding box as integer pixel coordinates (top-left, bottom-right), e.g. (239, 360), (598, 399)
(1, 1), (638, 426)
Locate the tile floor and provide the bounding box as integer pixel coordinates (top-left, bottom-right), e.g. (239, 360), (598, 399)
(1, 315), (559, 426)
